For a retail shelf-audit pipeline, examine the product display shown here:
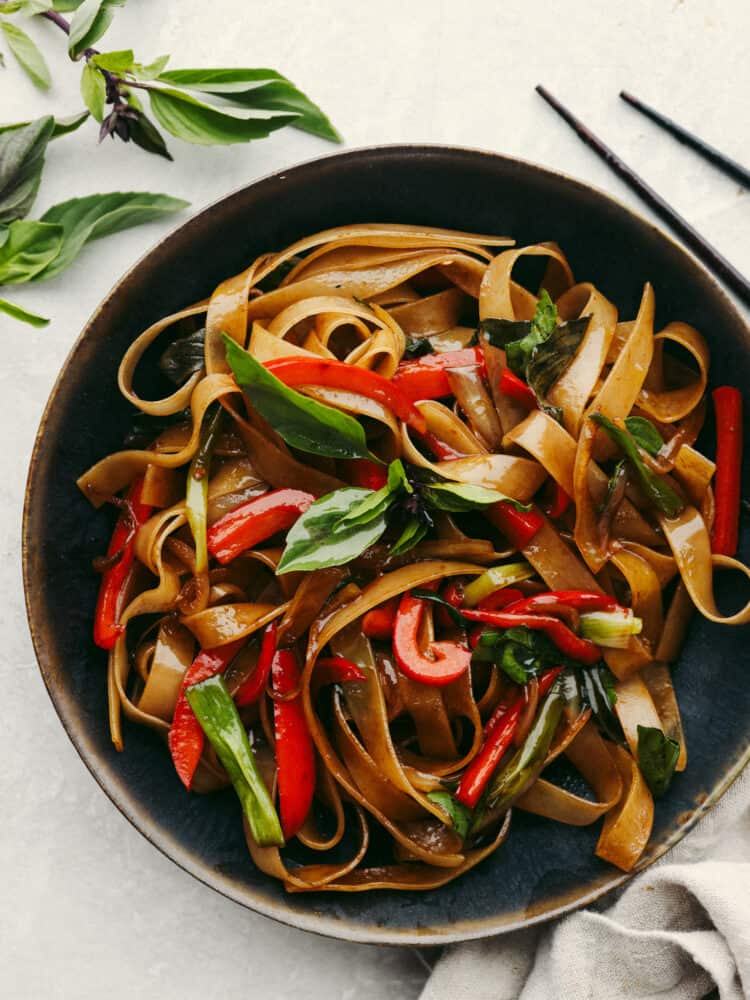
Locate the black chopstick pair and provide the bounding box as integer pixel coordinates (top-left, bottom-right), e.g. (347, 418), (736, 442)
(535, 85), (750, 307)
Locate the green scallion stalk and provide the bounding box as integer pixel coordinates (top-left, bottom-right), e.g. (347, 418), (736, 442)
(185, 402), (223, 574)
(462, 561), (536, 607)
(579, 609), (643, 649)
(185, 675), (284, 847)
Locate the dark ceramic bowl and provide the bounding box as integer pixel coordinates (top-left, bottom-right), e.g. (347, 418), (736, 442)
(23, 145), (750, 945)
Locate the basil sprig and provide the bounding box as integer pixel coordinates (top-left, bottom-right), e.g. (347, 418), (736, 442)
(472, 624), (575, 684)
(637, 724), (680, 797)
(426, 791), (472, 840)
(623, 416), (665, 456)
(276, 458), (529, 575)
(224, 335), (372, 461)
(590, 412), (684, 518)
(480, 290), (589, 419)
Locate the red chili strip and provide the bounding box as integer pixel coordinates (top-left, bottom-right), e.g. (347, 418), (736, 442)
(272, 645), (316, 839)
(93, 476), (153, 650)
(234, 621), (277, 707)
(341, 458), (388, 490)
(168, 639), (245, 790)
(456, 667), (562, 807)
(391, 348), (487, 403)
(488, 501), (544, 550)
(393, 591), (471, 686)
(362, 597), (400, 640)
(711, 386), (743, 556)
(543, 479), (572, 519)
(498, 368), (537, 409)
(504, 590), (620, 615)
(315, 656), (366, 685)
(207, 488), (314, 565)
(477, 587), (525, 611)
(264, 356), (427, 433)
(460, 607), (601, 665)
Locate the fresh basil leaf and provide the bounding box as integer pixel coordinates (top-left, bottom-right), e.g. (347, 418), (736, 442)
(224, 335), (371, 460)
(525, 317), (589, 398)
(637, 724), (680, 797)
(580, 664), (625, 746)
(387, 457), (411, 494)
(624, 416), (664, 457)
(506, 289), (558, 374)
(0, 219), (62, 284)
(471, 625), (564, 684)
(599, 459), (627, 515)
(256, 255), (303, 292)
(148, 86), (296, 146)
(0, 295), (49, 325)
(422, 481), (530, 513)
(0, 111), (89, 139)
(68, 0), (125, 59)
(0, 19), (51, 89)
(404, 335), (433, 359)
(426, 791), (472, 839)
(91, 48), (133, 73)
(277, 487), (387, 574)
(80, 61), (105, 121)
(411, 588), (466, 627)
(158, 67), (286, 91)
(0, 115), (53, 224)
(36, 191), (188, 280)
(126, 108), (172, 160)
(590, 413), (685, 519)
(0, 2), (53, 12)
(52, 0), (86, 9)
(159, 327), (205, 384)
(131, 53), (169, 80)
(335, 483), (394, 532)
(389, 517), (428, 556)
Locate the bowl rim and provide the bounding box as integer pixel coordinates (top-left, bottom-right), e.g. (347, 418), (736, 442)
(22, 142), (750, 946)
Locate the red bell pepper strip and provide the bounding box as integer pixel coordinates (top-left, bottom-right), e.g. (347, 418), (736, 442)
(392, 348), (487, 403)
(93, 476), (153, 650)
(168, 639), (245, 790)
(435, 579), (466, 628)
(456, 667), (562, 808)
(504, 591), (620, 615)
(393, 591), (472, 686)
(264, 356), (427, 433)
(362, 597), (399, 640)
(234, 621), (277, 707)
(315, 656), (366, 685)
(460, 607), (601, 665)
(711, 386), (743, 556)
(477, 587), (524, 611)
(543, 479), (572, 519)
(272, 645), (316, 839)
(498, 368), (537, 409)
(341, 458), (388, 490)
(207, 489), (314, 564)
(416, 430), (465, 460)
(488, 501), (544, 550)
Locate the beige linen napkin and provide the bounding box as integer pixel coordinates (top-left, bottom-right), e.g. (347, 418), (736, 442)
(421, 771), (750, 1000)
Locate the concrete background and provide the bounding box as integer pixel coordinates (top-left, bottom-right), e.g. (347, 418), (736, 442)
(1, 1), (748, 997)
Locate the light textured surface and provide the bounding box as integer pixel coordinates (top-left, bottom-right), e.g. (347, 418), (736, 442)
(1, 1), (748, 998)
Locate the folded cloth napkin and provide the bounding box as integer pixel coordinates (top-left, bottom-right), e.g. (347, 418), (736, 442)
(421, 770), (750, 1000)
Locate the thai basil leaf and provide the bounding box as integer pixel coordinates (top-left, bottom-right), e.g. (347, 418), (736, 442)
(80, 61), (106, 121)
(0, 19), (51, 89)
(426, 791), (472, 839)
(0, 111), (89, 139)
(0, 219), (62, 284)
(0, 296), (49, 326)
(160, 328), (205, 384)
(335, 459), (405, 532)
(590, 413), (685, 519)
(148, 87), (297, 145)
(0, 2), (53, 13)
(580, 663), (625, 745)
(68, 0), (125, 59)
(389, 517), (428, 556)
(224, 335), (371, 460)
(505, 289), (558, 373)
(525, 317), (589, 398)
(130, 53), (169, 80)
(37, 191), (188, 280)
(52, 0), (86, 9)
(411, 588), (466, 627)
(637, 724), (680, 797)
(599, 459), (627, 515)
(256, 255), (302, 292)
(471, 625), (566, 684)
(404, 335), (433, 359)
(157, 67), (340, 143)
(421, 480), (530, 513)
(91, 48), (133, 73)
(128, 109), (172, 160)
(277, 487), (388, 574)
(0, 115), (54, 224)
(624, 416), (664, 457)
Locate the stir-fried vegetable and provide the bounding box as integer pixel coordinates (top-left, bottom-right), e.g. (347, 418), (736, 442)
(185, 402), (223, 575)
(711, 386), (743, 556)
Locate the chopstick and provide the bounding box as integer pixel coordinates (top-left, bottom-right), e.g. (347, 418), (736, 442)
(535, 84), (750, 307)
(620, 91), (750, 190)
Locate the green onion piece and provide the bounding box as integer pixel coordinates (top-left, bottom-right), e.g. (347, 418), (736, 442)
(579, 609), (643, 649)
(462, 562), (536, 607)
(186, 675), (284, 847)
(185, 402), (223, 574)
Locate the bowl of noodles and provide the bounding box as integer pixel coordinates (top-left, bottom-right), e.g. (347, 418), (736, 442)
(23, 145), (750, 944)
